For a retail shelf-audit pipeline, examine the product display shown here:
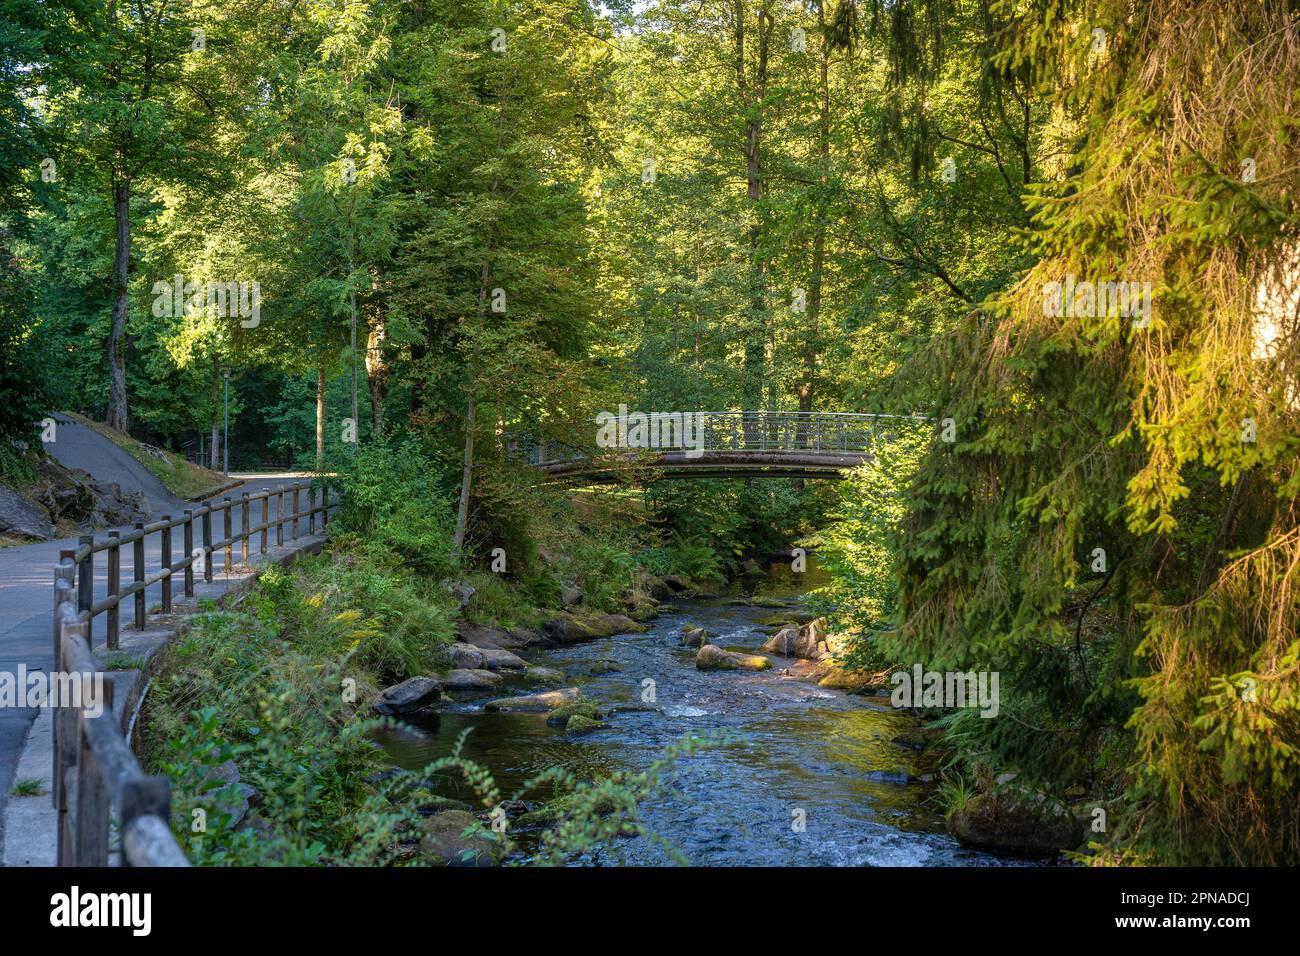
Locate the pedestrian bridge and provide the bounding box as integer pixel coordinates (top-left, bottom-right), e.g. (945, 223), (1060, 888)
(513, 410), (932, 481)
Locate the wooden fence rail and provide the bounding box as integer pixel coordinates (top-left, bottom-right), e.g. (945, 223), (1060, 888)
(51, 479), (335, 866)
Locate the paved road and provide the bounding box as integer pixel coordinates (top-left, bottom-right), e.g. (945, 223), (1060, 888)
(0, 418), (314, 857)
(45, 414), (183, 519)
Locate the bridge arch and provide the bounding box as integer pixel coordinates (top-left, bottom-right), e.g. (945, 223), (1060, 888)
(514, 410), (933, 482)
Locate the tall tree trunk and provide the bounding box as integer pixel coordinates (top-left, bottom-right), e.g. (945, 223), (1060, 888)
(315, 364), (326, 469)
(736, 2), (771, 444)
(454, 261), (492, 556)
(106, 176), (131, 432)
(365, 284), (388, 439)
(798, 2), (831, 427)
(210, 354), (221, 470)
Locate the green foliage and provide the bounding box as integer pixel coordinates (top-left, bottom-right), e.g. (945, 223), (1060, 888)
(639, 533), (726, 586)
(330, 441), (458, 580)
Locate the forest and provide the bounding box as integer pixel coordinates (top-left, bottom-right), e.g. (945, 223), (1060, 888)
(1, 0), (1297, 868)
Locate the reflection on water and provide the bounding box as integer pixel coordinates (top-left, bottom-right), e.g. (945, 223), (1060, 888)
(374, 561), (1027, 866)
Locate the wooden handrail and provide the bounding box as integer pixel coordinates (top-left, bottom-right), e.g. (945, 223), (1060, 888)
(72, 480), (336, 650)
(54, 561), (188, 866)
(49, 478), (340, 866)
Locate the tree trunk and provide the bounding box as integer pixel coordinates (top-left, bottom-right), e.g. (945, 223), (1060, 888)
(798, 2), (831, 428)
(315, 365), (326, 469)
(210, 354), (221, 470)
(453, 379), (476, 555)
(737, 2), (771, 444)
(454, 262), (491, 556)
(106, 176), (131, 432)
(365, 286), (388, 439)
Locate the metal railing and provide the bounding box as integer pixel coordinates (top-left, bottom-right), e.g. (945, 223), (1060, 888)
(513, 410), (933, 467)
(50, 479), (335, 866)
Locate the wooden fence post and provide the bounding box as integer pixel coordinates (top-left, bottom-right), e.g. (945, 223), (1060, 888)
(160, 516), (172, 613)
(183, 510), (195, 597)
(309, 486), (317, 535)
(202, 505), (214, 583)
(73, 673), (113, 866)
(133, 522), (145, 629)
(260, 495), (269, 554)
(77, 534), (92, 645)
(223, 498), (233, 573)
(106, 532), (120, 650)
(53, 557), (74, 818)
(292, 486), (300, 539)
(322, 483), (329, 528)
(241, 493), (250, 565)
(276, 485), (285, 546)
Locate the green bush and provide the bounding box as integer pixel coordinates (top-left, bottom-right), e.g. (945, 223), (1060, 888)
(330, 441), (458, 578)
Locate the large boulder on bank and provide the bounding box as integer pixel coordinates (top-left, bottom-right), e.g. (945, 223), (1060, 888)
(484, 687), (581, 712)
(374, 676), (443, 716)
(444, 642), (484, 670)
(696, 644), (771, 672)
(457, 621), (522, 650)
(0, 481), (56, 540)
(477, 647), (529, 671)
(441, 669), (503, 692)
(543, 610), (648, 645)
(947, 791), (1086, 856)
(418, 810), (502, 866)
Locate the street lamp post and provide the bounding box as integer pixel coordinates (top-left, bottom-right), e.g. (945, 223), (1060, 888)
(222, 368), (230, 477)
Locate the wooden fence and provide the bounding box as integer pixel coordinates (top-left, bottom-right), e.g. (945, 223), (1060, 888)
(51, 480), (334, 865)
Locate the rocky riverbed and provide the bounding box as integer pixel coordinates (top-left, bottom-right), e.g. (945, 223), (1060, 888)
(372, 560), (1046, 866)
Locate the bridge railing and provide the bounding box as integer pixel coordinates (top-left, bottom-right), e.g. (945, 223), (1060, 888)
(511, 410), (932, 466)
(50, 477), (337, 866)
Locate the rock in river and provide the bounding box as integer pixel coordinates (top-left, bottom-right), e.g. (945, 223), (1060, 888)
(522, 666), (567, 685)
(696, 644), (771, 672)
(543, 610), (648, 644)
(947, 791), (1086, 856)
(484, 687), (581, 712)
(441, 669), (504, 692)
(477, 647), (529, 671)
(679, 624), (714, 648)
(444, 642), (484, 670)
(374, 676), (443, 716)
(419, 810), (502, 866)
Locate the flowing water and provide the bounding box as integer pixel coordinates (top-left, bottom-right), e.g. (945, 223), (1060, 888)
(376, 561), (1026, 866)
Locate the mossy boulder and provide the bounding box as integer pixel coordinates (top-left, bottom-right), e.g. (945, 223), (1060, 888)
(696, 644), (771, 671)
(418, 810), (503, 866)
(543, 610), (648, 644)
(522, 666), (566, 685)
(817, 666), (879, 692)
(947, 791), (1086, 856)
(545, 698), (603, 726)
(484, 687), (580, 712)
(564, 714), (610, 735)
(679, 624), (715, 648)
(588, 659), (621, 675)
(517, 791), (621, 827)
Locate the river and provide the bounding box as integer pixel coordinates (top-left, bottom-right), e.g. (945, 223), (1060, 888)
(377, 560), (1026, 866)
